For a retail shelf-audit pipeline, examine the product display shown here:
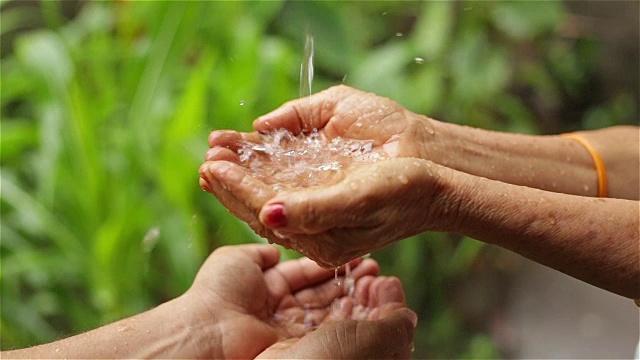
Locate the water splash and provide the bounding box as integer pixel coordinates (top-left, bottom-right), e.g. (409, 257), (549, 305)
(237, 129), (385, 190)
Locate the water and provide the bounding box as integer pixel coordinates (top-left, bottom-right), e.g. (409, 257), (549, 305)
(300, 31), (314, 98)
(237, 129), (385, 190)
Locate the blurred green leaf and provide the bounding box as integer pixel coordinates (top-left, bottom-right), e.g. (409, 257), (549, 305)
(15, 31), (73, 93)
(447, 237), (486, 276)
(492, 0), (565, 40)
(412, 1), (453, 61)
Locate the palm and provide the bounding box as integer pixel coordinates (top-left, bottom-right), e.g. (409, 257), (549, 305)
(191, 246), (404, 359)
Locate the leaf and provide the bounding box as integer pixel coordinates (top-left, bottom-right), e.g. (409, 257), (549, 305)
(447, 237), (486, 276)
(15, 30), (73, 93)
(492, 0), (565, 40)
(411, 1), (453, 61)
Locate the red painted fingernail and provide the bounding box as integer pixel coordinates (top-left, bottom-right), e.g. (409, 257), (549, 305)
(264, 203), (287, 228)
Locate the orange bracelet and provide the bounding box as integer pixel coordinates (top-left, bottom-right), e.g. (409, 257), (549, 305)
(561, 133), (608, 197)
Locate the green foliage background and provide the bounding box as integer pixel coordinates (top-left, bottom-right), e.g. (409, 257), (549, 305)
(1, 1), (636, 358)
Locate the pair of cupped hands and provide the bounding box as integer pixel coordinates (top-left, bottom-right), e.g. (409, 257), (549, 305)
(200, 85), (457, 358)
(200, 85), (459, 267)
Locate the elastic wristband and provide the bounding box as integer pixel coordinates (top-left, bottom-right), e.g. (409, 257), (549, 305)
(561, 133), (608, 197)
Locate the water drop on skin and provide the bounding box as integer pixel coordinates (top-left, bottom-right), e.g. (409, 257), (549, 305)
(343, 262), (355, 296)
(398, 174), (409, 184)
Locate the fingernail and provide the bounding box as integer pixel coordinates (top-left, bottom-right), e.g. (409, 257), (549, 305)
(263, 203), (287, 228)
(408, 310), (418, 327)
(199, 177), (212, 192)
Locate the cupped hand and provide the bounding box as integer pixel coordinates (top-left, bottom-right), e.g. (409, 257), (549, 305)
(184, 244), (416, 359)
(200, 158), (462, 267)
(252, 84), (435, 159)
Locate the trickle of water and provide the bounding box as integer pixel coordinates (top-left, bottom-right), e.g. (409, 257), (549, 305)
(300, 31), (314, 98)
(334, 267), (341, 287)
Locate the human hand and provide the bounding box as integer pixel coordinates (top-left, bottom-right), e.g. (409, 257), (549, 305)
(252, 84), (435, 159)
(183, 244), (416, 359)
(200, 158), (461, 267)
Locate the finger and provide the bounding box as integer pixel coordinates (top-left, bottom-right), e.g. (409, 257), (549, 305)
(268, 308), (416, 359)
(369, 276), (406, 308)
(265, 257), (335, 304)
(209, 244), (281, 271)
(253, 87), (343, 134)
(205, 147), (241, 162)
(292, 259), (380, 307)
(208, 130), (244, 149)
(199, 162), (259, 223)
(255, 338), (299, 359)
(200, 161), (275, 215)
(258, 183), (350, 234)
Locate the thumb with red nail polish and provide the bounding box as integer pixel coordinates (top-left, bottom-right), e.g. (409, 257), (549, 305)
(261, 203), (287, 228)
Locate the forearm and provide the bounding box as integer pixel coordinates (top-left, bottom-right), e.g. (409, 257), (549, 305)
(445, 170), (640, 299)
(2, 295), (220, 359)
(428, 121), (639, 200)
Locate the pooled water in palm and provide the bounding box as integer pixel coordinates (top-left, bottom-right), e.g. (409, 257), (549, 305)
(237, 129), (384, 190)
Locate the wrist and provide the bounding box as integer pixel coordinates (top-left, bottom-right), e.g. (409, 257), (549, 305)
(155, 294), (223, 358)
(411, 159), (475, 235)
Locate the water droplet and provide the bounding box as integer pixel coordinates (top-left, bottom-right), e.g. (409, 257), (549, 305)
(55, 348), (60, 353)
(382, 11), (387, 16)
(398, 174), (409, 184)
(239, 100), (245, 106)
(414, 57), (424, 64)
(342, 74), (348, 83)
(395, 32), (403, 37)
(273, 230), (286, 239)
(142, 227), (160, 253)
(583, 184), (590, 192)
(334, 267), (341, 286)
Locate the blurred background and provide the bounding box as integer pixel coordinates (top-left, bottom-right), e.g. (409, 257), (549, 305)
(1, 1), (638, 358)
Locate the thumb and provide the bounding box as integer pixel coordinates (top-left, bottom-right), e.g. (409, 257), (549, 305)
(259, 308), (417, 359)
(258, 181), (366, 234)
